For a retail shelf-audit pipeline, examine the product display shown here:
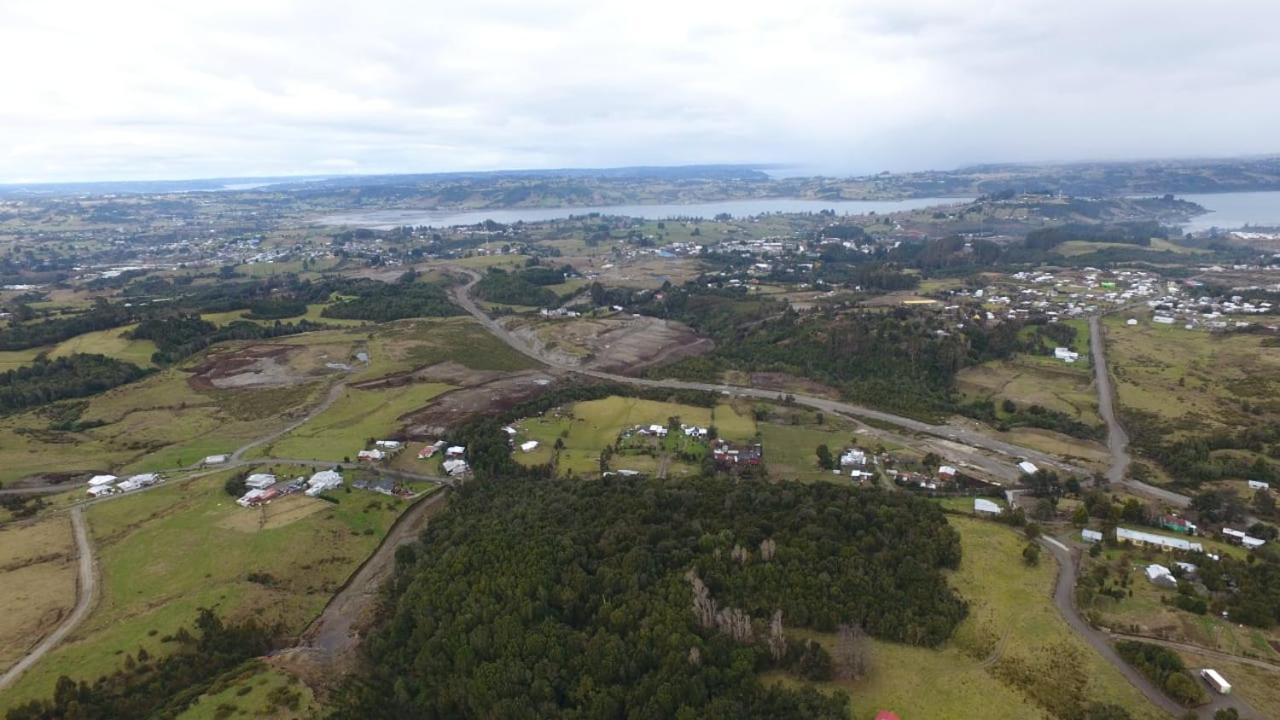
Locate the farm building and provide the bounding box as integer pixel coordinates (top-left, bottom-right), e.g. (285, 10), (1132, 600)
(446, 446), (466, 459)
(418, 440), (445, 459)
(711, 440), (763, 467)
(1117, 527), (1203, 552)
(357, 449), (387, 462)
(937, 465), (957, 480)
(1145, 564), (1178, 589)
(682, 425), (709, 439)
(305, 470), (343, 497)
(202, 454), (228, 465)
(245, 473), (276, 490)
(442, 458), (469, 477)
(1248, 480), (1270, 491)
(1082, 529), (1103, 543)
(1159, 515), (1197, 534)
(126, 473), (160, 487)
(87, 484), (116, 497)
(1017, 461), (1039, 475)
(87, 474), (117, 487)
(374, 440), (404, 451)
(520, 440), (539, 453)
(1222, 528), (1266, 549)
(840, 449), (867, 467)
(974, 498), (1002, 515)
(1053, 347), (1079, 363)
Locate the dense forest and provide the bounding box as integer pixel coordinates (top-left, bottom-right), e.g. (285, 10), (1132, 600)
(5, 610), (279, 720)
(626, 285), (1028, 418)
(331, 477), (966, 719)
(473, 268), (561, 307)
(0, 354), (150, 414)
(321, 274), (461, 321)
(129, 315), (326, 365)
(0, 301), (133, 351)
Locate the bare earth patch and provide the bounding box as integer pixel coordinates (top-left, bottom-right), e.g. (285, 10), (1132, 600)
(509, 315), (713, 376)
(188, 344), (348, 391)
(400, 369), (564, 437)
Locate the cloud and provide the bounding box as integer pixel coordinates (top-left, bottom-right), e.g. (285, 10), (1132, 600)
(1, 0), (1278, 182)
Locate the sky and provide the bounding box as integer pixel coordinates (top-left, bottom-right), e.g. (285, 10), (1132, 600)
(2, 0), (1278, 183)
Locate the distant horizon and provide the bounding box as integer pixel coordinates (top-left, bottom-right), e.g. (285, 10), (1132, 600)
(4, 153), (1280, 192)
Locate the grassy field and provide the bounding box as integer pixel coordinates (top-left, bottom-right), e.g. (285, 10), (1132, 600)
(765, 516), (1163, 719)
(514, 396), (718, 477)
(258, 382), (453, 462)
(957, 357), (1100, 426)
(175, 662), (316, 720)
(48, 325), (158, 366)
(1104, 316), (1280, 438)
(349, 317), (539, 382)
(0, 515), (77, 672)
(0, 467), (406, 711)
(1081, 543), (1279, 661)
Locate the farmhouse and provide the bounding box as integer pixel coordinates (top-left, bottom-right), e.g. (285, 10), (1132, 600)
(442, 458), (470, 477)
(87, 484), (116, 497)
(1017, 461), (1039, 475)
(1248, 480), (1270, 491)
(711, 440), (763, 467)
(1159, 514), (1197, 534)
(357, 449), (387, 461)
(305, 470), (343, 497)
(245, 473), (276, 490)
(418, 440), (446, 459)
(1082, 529), (1103, 543)
(519, 440), (539, 453)
(374, 440), (404, 451)
(446, 446), (466, 459)
(87, 474), (117, 487)
(1145, 564), (1178, 589)
(937, 465), (957, 481)
(1117, 527), (1203, 552)
(1222, 528), (1266, 549)
(840, 449), (867, 467)
(126, 473), (160, 487)
(974, 498), (1002, 515)
(1053, 347), (1080, 363)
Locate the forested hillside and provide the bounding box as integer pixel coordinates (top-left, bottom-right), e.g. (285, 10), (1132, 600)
(331, 476), (966, 719)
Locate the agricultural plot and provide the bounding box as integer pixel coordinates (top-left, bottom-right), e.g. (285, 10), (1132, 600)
(513, 396), (724, 478)
(759, 421), (865, 483)
(1081, 544), (1278, 661)
(1104, 316), (1280, 436)
(0, 516), (77, 672)
(255, 382), (453, 462)
(0, 467), (405, 711)
(766, 516), (1162, 719)
(348, 317), (539, 382)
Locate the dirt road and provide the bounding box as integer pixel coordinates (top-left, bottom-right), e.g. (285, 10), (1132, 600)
(0, 507), (96, 691)
(1088, 316), (1189, 508)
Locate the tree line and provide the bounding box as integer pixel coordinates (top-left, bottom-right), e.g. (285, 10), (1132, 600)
(0, 354), (150, 415)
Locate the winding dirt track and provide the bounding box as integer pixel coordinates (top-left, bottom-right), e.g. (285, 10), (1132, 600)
(0, 507), (96, 692)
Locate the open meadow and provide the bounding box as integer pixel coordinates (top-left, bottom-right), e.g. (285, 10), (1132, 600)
(0, 466), (407, 711)
(0, 516), (77, 673)
(766, 515), (1163, 720)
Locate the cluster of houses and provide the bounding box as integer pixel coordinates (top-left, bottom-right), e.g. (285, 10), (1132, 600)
(235, 469), (344, 507)
(711, 440), (763, 468)
(357, 440), (405, 463)
(838, 448), (879, 482)
(501, 426), (541, 454)
(417, 439), (470, 476)
(86, 473), (162, 497)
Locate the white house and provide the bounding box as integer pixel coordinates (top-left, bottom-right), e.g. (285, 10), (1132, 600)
(1082, 529), (1103, 543)
(1145, 564), (1178, 588)
(357, 449), (387, 461)
(1248, 480), (1270, 491)
(938, 465), (958, 479)
(520, 440), (539, 453)
(1053, 347), (1079, 363)
(126, 473), (160, 487)
(446, 446), (466, 458)
(974, 498), (1002, 515)
(1118, 527), (1203, 552)
(245, 473), (276, 490)
(306, 470), (343, 496)
(1018, 461), (1039, 475)
(442, 458), (469, 476)
(374, 440), (404, 451)
(646, 424), (669, 438)
(88, 474), (117, 487)
(203, 454), (228, 465)
(840, 449), (867, 467)
(87, 484), (116, 497)
(1153, 315), (1175, 325)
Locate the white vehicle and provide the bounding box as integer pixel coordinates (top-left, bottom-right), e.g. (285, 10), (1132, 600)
(1200, 668), (1231, 695)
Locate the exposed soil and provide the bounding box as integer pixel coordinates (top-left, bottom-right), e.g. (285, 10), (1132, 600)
(400, 369), (565, 438)
(735, 371), (843, 400)
(188, 344), (342, 391)
(350, 360), (509, 391)
(508, 315), (712, 376)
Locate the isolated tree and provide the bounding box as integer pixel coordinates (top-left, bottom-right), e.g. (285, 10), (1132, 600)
(1023, 543), (1041, 566)
(1073, 505), (1090, 527)
(816, 444), (834, 470)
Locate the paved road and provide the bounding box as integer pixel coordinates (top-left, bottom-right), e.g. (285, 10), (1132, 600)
(0, 507), (96, 692)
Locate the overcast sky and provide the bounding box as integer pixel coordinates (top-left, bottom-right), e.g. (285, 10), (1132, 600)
(2, 0), (1278, 183)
